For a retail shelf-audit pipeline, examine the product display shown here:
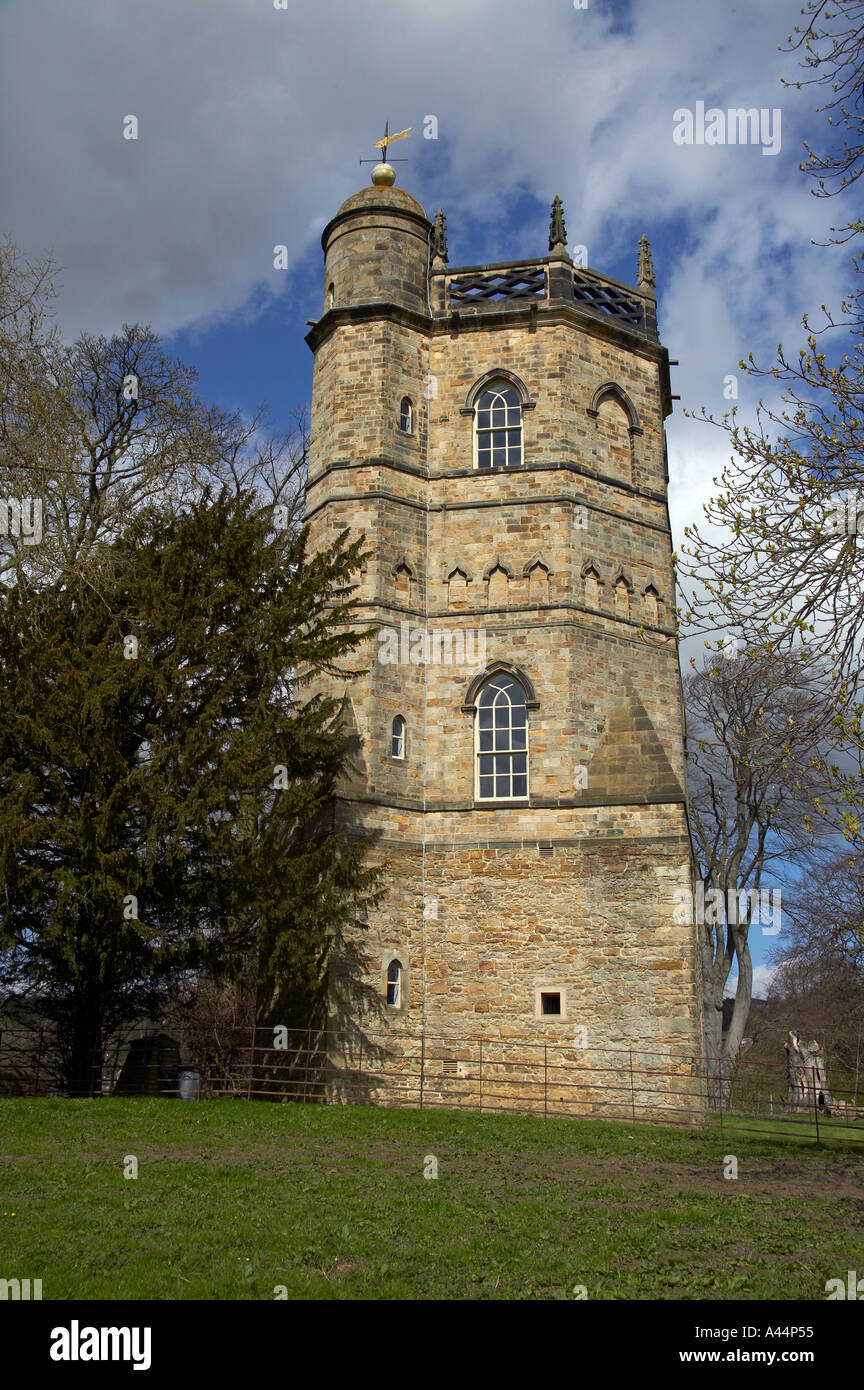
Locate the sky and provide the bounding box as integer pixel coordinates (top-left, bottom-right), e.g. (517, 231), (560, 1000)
(1, 0), (851, 999)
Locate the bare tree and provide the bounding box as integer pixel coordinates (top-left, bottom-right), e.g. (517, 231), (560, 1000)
(783, 0), (864, 224)
(679, 1), (864, 848)
(0, 239), (309, 592)
(684, 650), (837, 1102)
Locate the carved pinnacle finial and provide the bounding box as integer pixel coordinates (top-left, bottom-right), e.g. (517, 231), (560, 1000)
(638, 233), (656, 291)
(431, 208), (448, 265)
(549, 195), (568, 253)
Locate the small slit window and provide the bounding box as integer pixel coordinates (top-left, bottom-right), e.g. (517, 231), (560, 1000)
(399, 397), (414, 434)
(541, 991), (561, 1016)
(390, 715), (405, 760)
(386, 959), (402, 1006)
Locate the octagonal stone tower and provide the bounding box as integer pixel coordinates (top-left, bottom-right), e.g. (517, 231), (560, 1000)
(303, 165), (705, 1120)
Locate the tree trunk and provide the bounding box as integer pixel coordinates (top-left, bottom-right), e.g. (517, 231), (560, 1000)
(65, 1002), (104, 1098)
(722, 933), (753, 1064)
(784, 1031), (832, 1113)
(701, 916), (724, 1108)
(701, 911), (753, 1111)
(703, 983), (726, 1109)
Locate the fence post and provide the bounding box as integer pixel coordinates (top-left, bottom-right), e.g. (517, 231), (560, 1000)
(812, 1065), (820, 1142)
(479, 1040), (483, 1113)
(357, 1040), (362, 1102)
(629, 1049), (636, 1124)
(544, 1044), (548, 1117)
(32, 1028), (44, 1096)
(419, 1034), (425, 1110)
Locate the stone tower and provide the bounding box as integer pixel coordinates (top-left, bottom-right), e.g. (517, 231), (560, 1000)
(304, 160), (704, 1117)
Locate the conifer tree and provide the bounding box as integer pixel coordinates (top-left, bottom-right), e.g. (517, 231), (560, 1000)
(0, 489), (380, 1095)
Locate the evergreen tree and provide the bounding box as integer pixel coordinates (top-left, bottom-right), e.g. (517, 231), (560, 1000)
(0, 489), (380, 1095)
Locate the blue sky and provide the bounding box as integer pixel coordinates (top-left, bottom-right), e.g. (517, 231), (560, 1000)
(2, 0), (852, 997)
(2, 0), (843, 455)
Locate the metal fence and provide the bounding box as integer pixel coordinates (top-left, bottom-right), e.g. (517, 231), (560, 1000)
(2, 1018), (863, 1145)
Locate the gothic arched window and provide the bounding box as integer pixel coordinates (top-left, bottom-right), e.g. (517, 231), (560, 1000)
(390, 715), (406, 760)
(475, 381), (522, 469)
(399, 397), (414, 434)
(475, 673), (529, 801)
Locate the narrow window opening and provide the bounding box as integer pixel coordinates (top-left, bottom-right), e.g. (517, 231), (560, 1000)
(386, 959), (402, 1006)
(541, 991), (561, 1016)
(390, 715), (406, 760)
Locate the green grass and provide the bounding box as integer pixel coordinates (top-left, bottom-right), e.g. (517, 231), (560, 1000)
(1, 1098), (863, 1300)
(714, 1110), (864, 1144)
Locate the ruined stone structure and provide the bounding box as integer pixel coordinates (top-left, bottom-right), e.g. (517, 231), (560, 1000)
(303, 160), (705, 1118)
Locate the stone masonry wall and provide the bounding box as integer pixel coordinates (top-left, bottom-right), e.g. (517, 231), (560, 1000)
(305, 182), (705, 1119)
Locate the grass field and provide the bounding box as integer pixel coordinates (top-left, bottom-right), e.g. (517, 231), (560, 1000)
(714, 1110), (864, 1145)
(1, 1098), (863, 1300)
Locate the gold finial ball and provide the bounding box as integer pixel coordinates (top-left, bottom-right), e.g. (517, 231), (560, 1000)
(371, 162), (396, 187)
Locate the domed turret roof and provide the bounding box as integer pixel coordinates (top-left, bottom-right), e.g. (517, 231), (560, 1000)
(334, 183), (429, 221)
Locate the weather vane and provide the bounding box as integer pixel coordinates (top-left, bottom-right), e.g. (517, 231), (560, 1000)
(360, 119), (411, 168)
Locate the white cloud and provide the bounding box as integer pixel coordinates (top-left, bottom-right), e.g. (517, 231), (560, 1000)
(0, 0), (848, 555)
(725, 964), (777, 1001)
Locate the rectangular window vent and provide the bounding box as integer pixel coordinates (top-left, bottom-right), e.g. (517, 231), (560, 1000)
(538, 842), (554, 857)
(541, 992), (562, 1016)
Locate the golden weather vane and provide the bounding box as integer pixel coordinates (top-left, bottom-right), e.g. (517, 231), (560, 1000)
(360, 119), (411, 168)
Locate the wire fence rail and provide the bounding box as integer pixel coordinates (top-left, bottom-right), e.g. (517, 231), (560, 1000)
(1, 1020), (863, 1146)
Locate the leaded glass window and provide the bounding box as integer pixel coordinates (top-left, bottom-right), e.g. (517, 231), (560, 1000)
(475, 382), (522, 469)
(475, 674), (529, 800)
